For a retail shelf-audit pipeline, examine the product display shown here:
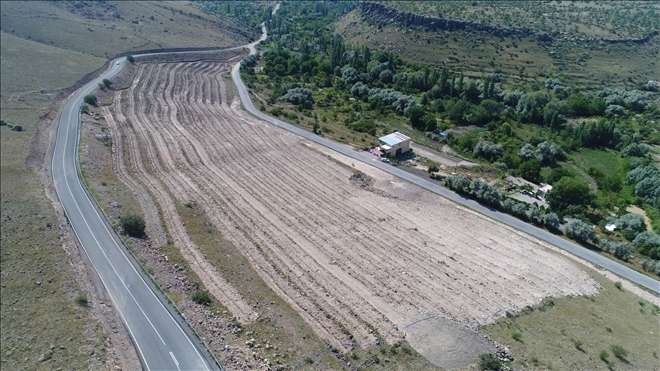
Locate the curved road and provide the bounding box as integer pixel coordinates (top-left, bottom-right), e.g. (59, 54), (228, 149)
(52, 6), (657, 370)
(231, 42), (660, 295)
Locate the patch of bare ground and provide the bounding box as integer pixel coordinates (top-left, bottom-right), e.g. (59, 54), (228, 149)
(104, 61), (601, 369)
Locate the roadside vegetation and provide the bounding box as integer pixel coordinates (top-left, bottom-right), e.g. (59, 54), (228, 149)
(240, 1), (660, 277)
(0, 1), (256, 369)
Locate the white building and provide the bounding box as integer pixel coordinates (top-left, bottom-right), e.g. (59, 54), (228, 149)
(378, 132), (411, 157)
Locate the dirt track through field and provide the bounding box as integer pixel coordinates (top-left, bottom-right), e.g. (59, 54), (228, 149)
(109, 62), (599, 346)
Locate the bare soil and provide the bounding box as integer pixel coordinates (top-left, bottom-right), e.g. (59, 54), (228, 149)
(106, 61), (600, 369)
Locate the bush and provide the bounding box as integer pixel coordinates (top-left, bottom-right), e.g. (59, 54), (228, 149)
(478, 353), (501, 371)
(84, 94), (98, 106)
(428, 164), (439, 173)
(611, 345), (628, 360)
(599, 349), (609, 362)
(81, 103), (90, 114)
(102, 78), (113, 88)
(191, 290), (212, 306)
(75, 293), (88, 307)
(126, 55), (135, 63)
(120, 214), (146, 238)
(470, 178), (502, 206)
(512, 332), (522, 342)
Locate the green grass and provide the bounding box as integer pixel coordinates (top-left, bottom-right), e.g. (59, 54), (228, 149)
(571, 148), (623, 176)
(482, 268), (660, 371)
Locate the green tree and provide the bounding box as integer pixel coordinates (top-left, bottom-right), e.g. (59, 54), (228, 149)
(84, 94), (98, 106)
(547, 176), (594, 210)
(406, 105), (426, 130)
(81, 103), (90, 114)
(102, 79), (113, 88)
(126, 55), (135, 63)
(120, 214), (146, 238)
(518, 159), (541, 183)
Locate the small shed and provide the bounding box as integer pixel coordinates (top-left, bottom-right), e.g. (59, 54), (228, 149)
(378, 132), (411, 156)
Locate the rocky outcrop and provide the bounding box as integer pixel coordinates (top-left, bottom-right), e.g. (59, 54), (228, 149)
(360, 1), (552, 43)
(361, 2), (660, 45)
(601, 29), (659, 44)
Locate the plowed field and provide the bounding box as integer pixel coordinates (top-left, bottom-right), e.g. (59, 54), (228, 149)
(109, 61), (598, 350)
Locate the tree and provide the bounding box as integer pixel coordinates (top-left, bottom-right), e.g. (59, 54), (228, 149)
(470, 178), (502, 206)
(541, 212), (561, 229)
(120, 214), (146, 238)
(518, 143), (535, 161)
(126, 55), (135, 63)
(428, 164), (439, 173)
(547, 176), (594, 210)
(84, 94), (98, 106)
(423, 114), (437, 132)
(474, 141), (503, 161)
(620, 143), (649, 157)
(518, 159), (541, 183)
(81, 103), (90, 114)
(535, 141), (560, 164)
(446, 174), (471, 193)
(406, 105), (426, 130)
(565, 219), (597, 243)
(102, 78), (113, 89)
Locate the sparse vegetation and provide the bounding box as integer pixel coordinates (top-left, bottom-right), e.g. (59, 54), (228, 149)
(191, 290), (212, 306)
(75, 293), (88, 307)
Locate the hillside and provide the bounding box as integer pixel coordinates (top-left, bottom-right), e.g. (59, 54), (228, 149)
(335, 2), (659, 90)
(0, 2), (256, 370)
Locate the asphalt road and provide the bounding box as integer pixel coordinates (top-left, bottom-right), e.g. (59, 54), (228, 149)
(231, 40), (660, 295)
(52, 60), (214, 371)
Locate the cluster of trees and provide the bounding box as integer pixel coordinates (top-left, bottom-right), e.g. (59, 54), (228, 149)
(242, 1), (660, 273)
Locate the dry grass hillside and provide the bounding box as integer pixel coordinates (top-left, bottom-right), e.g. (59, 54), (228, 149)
(0, 2), (254, 369)
(335, 5), (659, 90)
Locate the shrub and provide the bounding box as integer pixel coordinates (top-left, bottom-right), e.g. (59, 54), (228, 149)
(428, 164), (439, 173)
(191, 290), (212, 306)
(81, 103), (90, 114)
(478, 353), (501, 371)
(512, 332), (522, 342)
(102, 78), (113, 88)
(126, 55), (135, 63)
(614, 281), (623, 290)
(84, 94), (98, 106)
(574, 339), (583, 350)
(75, 293), (88, 307)
(600, 349), (609, 362)
(120, 214), (146, 238)
(470, 178), (502, 206)
(611, 345), (628, 359)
